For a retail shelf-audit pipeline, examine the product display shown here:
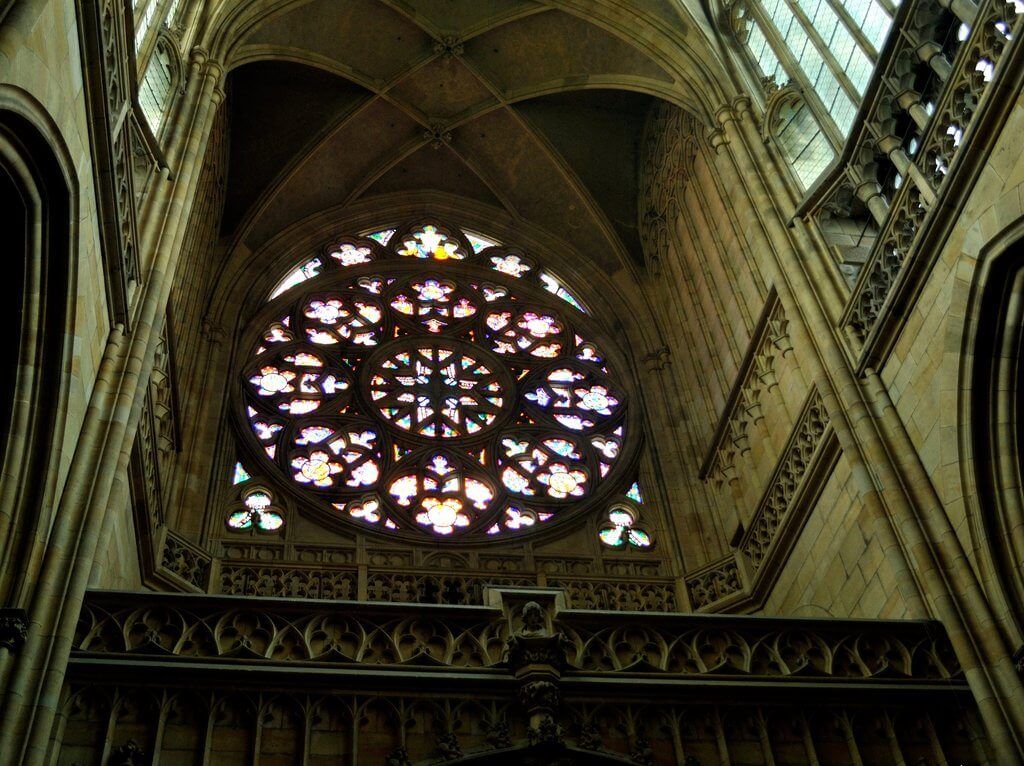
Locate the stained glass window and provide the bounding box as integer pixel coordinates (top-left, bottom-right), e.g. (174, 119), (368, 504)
(540, 272), (586, 313)
(240, 220), (632, 540)
(367, 229), (396, 246)
(626, 481), (643, 504)
(228, 488), (284, 532)
(134, 0), (158, 50)
(599, 505), (652, 549)
(465, 231), (501, 253)
(232, 462), (251, 484)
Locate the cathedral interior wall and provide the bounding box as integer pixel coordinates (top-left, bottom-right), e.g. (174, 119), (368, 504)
(881, 89), (1024, 581)
(757, 450), (912, 619)
(4, 0), (1024, 760)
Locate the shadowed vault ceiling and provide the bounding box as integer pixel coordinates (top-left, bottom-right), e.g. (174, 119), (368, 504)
(221, 0), (720, 270)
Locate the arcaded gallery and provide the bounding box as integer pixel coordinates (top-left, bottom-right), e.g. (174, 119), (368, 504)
(1, 0), (1023, 762)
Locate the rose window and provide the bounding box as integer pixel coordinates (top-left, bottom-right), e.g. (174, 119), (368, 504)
(368, 342), (509, 439)
(237, 221), (635, 540)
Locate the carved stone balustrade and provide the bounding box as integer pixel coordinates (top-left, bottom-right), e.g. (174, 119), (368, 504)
(58, 588), (988, 764)
(804, 0), (1023, 369)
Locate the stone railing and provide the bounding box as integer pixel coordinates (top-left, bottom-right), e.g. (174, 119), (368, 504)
(700, 289), (793, 488)
(73, 588), (963, 681)
(79, 0), (146, 325)
(60, 588), (984, 765)
(688, 387), (838, 610)
(213, 560), (679, 612)
(808, 0), (1023, 368)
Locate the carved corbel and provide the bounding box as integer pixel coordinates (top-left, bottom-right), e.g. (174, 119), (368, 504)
(503, 600), (571, 749)
(768, 306), (793, 356)
(740, 385), (764, 426)
(752, 352), (778, 392)
(200, 316), (224, 343)
(642, 345), (670, 372)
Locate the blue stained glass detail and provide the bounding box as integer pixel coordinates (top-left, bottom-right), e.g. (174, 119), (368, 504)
(368, 229), (396, 246)
(464, 231), (500, 253)
(232, 462), (251, 484)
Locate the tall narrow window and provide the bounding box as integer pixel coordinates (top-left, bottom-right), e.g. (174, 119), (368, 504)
(139, 42), (174, 136)
(164, 0), (182, 28)
(134, 0), (158, 51)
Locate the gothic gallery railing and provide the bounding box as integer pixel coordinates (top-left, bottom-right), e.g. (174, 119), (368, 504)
(61, 588), (983, 764)
(156, 530), (681, 612)
(809, 0), (1023, 369)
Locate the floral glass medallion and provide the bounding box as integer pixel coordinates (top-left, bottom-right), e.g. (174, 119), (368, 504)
(241, 220), (633, 540)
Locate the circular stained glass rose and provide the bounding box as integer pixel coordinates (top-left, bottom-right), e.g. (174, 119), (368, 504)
(238, 222), (633, 540)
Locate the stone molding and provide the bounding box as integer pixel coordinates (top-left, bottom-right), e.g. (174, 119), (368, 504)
(78, 0), (149, 326)
(739, 388), (830, 571)
(213, 561), (677, 612)
(158, 530), (212, 591)
(638, 101), (701, 275)
(699, 288), (792, 487)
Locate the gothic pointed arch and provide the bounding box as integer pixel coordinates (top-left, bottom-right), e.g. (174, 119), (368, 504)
(0, 91), (78, 608)
(960, 220), (1024, 648)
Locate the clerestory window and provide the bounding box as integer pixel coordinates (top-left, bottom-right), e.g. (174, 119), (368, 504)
(139, 40), (175, 136)
(730, 0), (897, 188)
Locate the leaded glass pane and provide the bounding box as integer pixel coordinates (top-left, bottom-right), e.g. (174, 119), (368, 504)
(139, 46), (173, 135)
(744, 0), (893, 138)
(776, 99), (835, 187)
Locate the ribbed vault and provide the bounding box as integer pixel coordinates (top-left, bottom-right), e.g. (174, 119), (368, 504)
(208, 0), (729, 274)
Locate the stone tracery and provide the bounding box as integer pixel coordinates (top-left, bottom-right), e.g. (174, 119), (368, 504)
(238, 221), (635, 541)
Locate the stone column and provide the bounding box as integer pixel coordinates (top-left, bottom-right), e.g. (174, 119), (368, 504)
(0, 52), (225, 766)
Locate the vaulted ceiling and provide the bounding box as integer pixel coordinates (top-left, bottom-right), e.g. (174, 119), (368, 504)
(218, 0), (727, 272)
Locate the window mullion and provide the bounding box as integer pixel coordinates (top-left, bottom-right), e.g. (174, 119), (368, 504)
(821, 0), (880, 60)
(783, 0), (862, 104)
(747, 4), (845, 149)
